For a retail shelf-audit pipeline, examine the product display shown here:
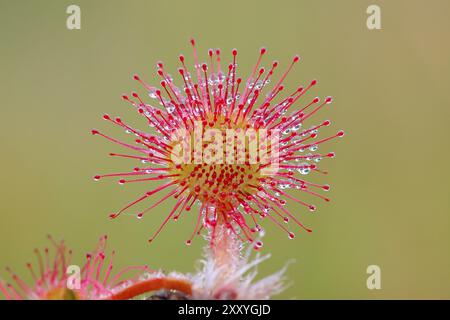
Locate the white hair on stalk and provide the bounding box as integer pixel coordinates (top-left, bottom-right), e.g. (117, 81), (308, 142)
(190, 234), (290, 300)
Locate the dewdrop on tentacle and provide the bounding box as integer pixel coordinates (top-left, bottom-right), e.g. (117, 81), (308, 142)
(92, 39), (344, 248)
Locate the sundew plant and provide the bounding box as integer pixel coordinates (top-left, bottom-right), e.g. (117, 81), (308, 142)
(1, 40), (343, 300)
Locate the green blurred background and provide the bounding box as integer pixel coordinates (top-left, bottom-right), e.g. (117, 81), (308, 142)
(1, 0), (449, 299)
